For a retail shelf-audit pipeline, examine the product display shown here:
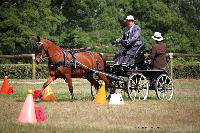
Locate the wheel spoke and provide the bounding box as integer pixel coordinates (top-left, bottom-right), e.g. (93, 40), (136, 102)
(161, 76), (164, 83)
(140, 80), (148, 86)
(135, 76), (138, 85)
(130, 79), (136, 86)
(138, 76), (142, 85)
(166, 80), (172, 85)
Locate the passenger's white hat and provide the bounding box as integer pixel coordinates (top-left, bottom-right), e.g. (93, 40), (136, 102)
(152, 32), (164, 41)
(125, 15), (134, 21)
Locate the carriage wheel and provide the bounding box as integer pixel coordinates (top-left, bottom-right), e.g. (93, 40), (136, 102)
(127, 73), (149, 100)
(91, 84), (98, 99)
(155, 74), (173, 100)
(91, 80), (110, 99)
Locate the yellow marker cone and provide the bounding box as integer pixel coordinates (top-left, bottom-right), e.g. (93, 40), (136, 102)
(41, 86), (56, 101)
(93, 82), (107, 104)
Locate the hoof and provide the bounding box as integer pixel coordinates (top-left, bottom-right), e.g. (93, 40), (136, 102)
(35, 92), (43, 102)
(70, 99), (74, 102)
(35, 98), (42, 102)
(70, 96), (77, 102)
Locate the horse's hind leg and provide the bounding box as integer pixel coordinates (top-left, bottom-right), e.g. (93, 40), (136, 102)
(65, 77), (74, 100)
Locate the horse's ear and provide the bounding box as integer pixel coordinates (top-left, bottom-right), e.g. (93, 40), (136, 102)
(32, 35), (37, 41)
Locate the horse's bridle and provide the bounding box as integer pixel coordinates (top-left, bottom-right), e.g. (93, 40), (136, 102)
(34, 41), (71, 65)
(34, 41), (48, 63)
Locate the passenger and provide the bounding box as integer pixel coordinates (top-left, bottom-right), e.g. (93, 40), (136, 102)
(111, 15), (144, 65)
(150, 32), (167, 70)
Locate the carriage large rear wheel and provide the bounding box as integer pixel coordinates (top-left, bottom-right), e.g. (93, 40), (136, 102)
(127, 73), (149, 100)
(155, 74), (173, 100)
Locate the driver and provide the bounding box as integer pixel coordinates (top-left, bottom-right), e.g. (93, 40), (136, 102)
(111, 15), (144, 66)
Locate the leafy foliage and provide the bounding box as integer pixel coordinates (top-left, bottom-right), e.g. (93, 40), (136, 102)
(0, 0), (200, 56)
(0, 0), (66, 54)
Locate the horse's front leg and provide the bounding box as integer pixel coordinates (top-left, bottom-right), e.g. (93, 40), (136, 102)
(65, 76), (74, 100)
(36, 76), (55, 102)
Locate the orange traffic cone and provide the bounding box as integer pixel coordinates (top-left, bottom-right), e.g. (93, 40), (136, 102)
(93, 82), (107, 104)
(0, 76), (9, 95)
(17, 89), (37, 124)
(41, 85), (56, 101)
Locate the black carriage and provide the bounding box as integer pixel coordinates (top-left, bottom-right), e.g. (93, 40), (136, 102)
(91, 45), (174, 100)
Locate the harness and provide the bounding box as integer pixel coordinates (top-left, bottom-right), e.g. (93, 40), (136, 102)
(48, 49), (74, 69)
(36, 41), (101, 73)
(48, 48), (100, 71)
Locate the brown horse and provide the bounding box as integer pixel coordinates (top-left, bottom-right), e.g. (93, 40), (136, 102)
(32, 36), (110, 101)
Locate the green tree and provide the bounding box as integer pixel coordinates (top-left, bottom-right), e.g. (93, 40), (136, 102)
(162, 0), (200, 29)
(0, 0), (66, 55)
(59, 0), (133, 52)
(0, 0), (200, 56)
(131, 0), (200, 53)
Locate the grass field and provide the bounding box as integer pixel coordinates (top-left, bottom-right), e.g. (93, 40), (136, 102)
(0, 78), (200, 133)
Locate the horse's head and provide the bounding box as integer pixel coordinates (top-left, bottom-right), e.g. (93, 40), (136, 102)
(32, 36), (47, 64)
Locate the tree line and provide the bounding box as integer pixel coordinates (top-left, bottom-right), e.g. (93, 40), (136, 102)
(0, 0), (200, 56)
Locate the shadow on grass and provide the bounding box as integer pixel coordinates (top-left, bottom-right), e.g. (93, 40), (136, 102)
(147, 96), (159, 100)
(3, 91), (190, 103)
(0, 93), (26, 102)
(1, 91), (93, 102)
(48, 92), (93, 102)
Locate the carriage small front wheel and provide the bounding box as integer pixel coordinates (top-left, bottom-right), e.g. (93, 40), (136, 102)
(127, 73), (149, 100)
(155, 74), (174, 100)
(91, 80), (110, 99)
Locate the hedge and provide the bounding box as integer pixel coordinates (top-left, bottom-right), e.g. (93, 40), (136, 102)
(0, 63), (200, 79)
(173, 63), (200, 79)
(0, 64), (48, 79)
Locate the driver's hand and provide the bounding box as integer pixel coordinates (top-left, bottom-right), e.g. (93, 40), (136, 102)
(121, 40), (129, 46)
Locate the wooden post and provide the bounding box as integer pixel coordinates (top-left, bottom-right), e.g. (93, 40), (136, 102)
(32, 54), (36, 80)
(168, 53), (173, 79)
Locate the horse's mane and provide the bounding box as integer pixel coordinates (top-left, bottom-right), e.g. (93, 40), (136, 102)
(42, 38), (60, 49)
(43, 38), (55, 44)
